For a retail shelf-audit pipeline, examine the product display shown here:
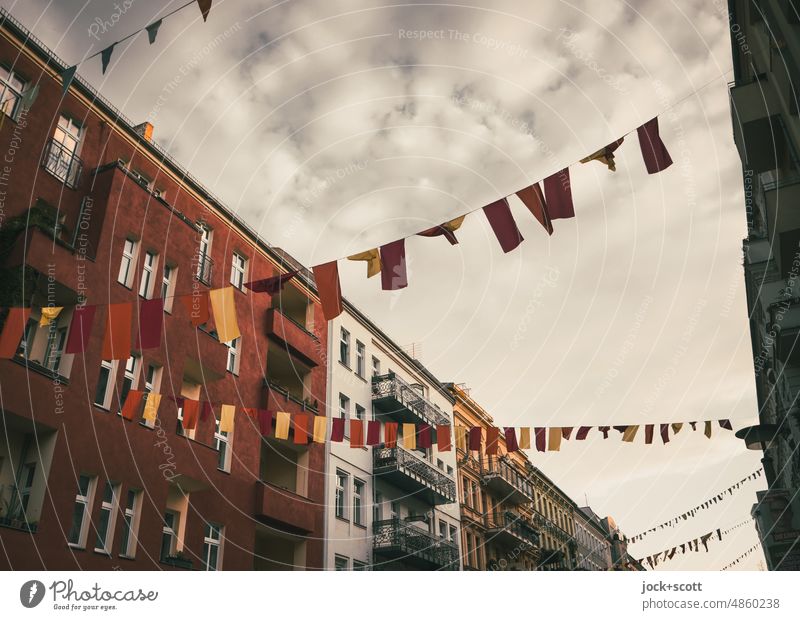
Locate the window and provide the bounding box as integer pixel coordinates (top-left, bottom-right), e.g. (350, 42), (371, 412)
(226, 337), (240, 375)
(161, 511), (178, 560)
(0, 65), (25, 119)
(449, 524), (457, 543)
(161, 264), (176, 312)
(196, 224), (213, 284)
(67, 475), (96, 547)
(118, 355), (140, 414)
(335, 470), (348, 520)
(353, 479), (365, 527)
(44, 115), (83, 187)
(95, 481), (120, 554)
(117, 239), (138, 287)
(390, 501), (399, 521)
(355, 404), (365, 421)
(94, 360), (117, 409)
(372, 356), (380, 377)
(439, 521), (448, 540)
(462, 476), (471, 507)
(353, 560), (368, 570)
(138, 251), (158, 298)
(43, 323), (68, 373)
(202, 523), (223, 570)
(466, 533), (474, 567)
(437, 458), (444, 470)
(119, 489), (140, 557)
(338, 393), (350, 418)
(230, 252), (248, 290)
(355, 341), (365, 377)
(334, 555), (349, 571)
(373, 490), (382, 523)
(15, 462), (36, 517)
(447, 465), (453, 476)
(339, 328), (350, 366)
(215, 415), (231, 472)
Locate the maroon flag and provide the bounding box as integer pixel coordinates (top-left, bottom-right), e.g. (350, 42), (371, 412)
(483, 198), (524, 253)
(576, 426), (592, 440)
(197, 0), (212, 22)
(201, 401), (213, 422)
(258, 410), (274, 436)
(486, 427), (500, 455)
(535, 427), (546, 452)
(516, 183), (553, 235)
(504, 427), (519, 452)
(561, 427), (573, 440)
(245, 270), (298, 295)
(417, 423), (432, 449)
(636, 117), (673, 174)
(65, 305), (97, 354)
(469, 427), (482, 451)
(312, 261), (343, 321)
(660, 423), (671, 444)
(380, 239), (408, 291)
(645, 424), (654, 445)
(137, 298), (164, 350)
(543, 168), (575, 220)
(367, 420), (381, 446)
(598, 426), (611, 439)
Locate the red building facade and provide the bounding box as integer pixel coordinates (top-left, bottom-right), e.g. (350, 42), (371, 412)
(0, 10), (327, 570)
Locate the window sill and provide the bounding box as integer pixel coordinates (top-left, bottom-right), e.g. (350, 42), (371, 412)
(118, 554), (137, 561)
(353, 522), (367, 530)
(216, 468), (231, 475)
(93, 548), (112, 556)
(336, 516), (350, 524)
(338, 361), (351, 371)
(67, 543), (85, 551)
(93, 404), (111, 413)
(117, 281), (133, 291)
(354, 373), (367, 384)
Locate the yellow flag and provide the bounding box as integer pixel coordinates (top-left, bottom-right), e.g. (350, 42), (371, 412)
(519, 427), (531, 450)
(209, 287), (241, 342)
(672, 423), (683, 434)
(442, 215), (466, 232)
(313, 416), (327, 443)
(347, 249), (381, 278)
(142, 392), (161, 421)
(548, 427), (562, 452)
(402, 423), (416, 450)
(455, 425), (467, 452)
(219, 404), (235, 433)
(704, 421), (712, 439)
(40, 306), (64, 326)
(622, 425), (639, 442)
(275, 411), (290, 439)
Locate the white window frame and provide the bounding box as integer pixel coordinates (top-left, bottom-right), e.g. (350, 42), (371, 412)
(338, 393), (350, 418)
(373, 490), (382, 523)
(226, 337), (240, 375)
(230, 252), (248, 291)
(355, 404), (365, 421)
(355, 341), (365, 377)
(45, 115), (83, 186)
(0, 65), (25, 119)
(215, 416), (232, 472)
(67, 474), (96, 548)
(94, 360), (118, 410)
(119, 488), (141, 558)
(353, 560), (368, 571)
(335, 470), (349, 520)
(339, 328), (350, 367)
(118, 355), (140, 415)
(161, 264), (177, 312)
(117, 238), (138, 288)
(161, 511), (178, 560)
(196, 224), (213, 282)
(138, 250), (158, 299)
(372, 356), (380, 377)
(353, 478), (365, 527)
(94, 481), (120, 554)
(202, 522), (223, 571)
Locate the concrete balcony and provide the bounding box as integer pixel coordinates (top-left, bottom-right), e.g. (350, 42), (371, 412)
(254, 482), (316, 534)
(265, 307), (321, 367)
(371, 372), (449, 427)
(481, 457), (534, 504)
(373, 447), (456, 505)
(485, 510), (539, 548)
(729, 79), (786, 173)
(264, 381), (319, 416)
(372, 518), (459, 570)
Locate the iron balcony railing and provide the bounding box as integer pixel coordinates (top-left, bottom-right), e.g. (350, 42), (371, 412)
(532, 512), (573, 544)
(373, 446), (457, 504)
(42, 138), (83, 188)
(482, 456), (535, 503)
(372, 518), (459, 569)
(194, 252), (214, 286)
(486, 510), (539, 547)
(371, 372), (449, 427)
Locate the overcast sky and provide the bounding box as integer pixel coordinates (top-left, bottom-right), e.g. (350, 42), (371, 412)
(1, 0), (767, 569)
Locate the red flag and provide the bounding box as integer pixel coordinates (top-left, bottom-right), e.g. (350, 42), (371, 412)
(294, 414), (309, 444)
(367, 420), (381, 446)
(120, 390), (144, 420)
(258, 410), (274, 436)
(384, 422), (398, 448)
(535, 427), (546, 452)
(102, 303), (132, 360)
(516, 183), (552, 235)
(504, 428), (519, 452)
(0, 307), (31, 359)
(483, 198), (523, 253)
(576, 426), (592, 440)
(64, 305), (97, 354)
(197, 0), (212, 22)
(350, 419), (364, 448)
(201, 401), (213, 422)
(561, 427), (573, 440)
(645, 424), (654, 445)
(312, 261), (343, 321)
(417, 423), (432, 449)
(543, 168), (575, 220)
(180, 291), (209, 327)
(636, 117), (673, 174)
(468, 427), (482, 451)
(486, 427), (500, 455)
(660, 424), (670, 444)
(137, 298), (163, 349)
(437, 424), (452, 452)
(331, 417), (346, 442)
(244, 270), (298, 295)
(182, 399), (200, 430)
(380, 239), (407, 291)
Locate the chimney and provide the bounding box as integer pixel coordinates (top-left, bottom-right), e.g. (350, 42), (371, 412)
(133, 121), (154, 142)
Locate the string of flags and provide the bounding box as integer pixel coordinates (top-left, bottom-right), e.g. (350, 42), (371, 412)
(310, 115), (674, 321)
(629, 468), (764, 543)
(640, 518), (754, 569)
(721, 544), (762, 571)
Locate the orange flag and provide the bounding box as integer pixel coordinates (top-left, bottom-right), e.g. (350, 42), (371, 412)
(102, 303), (132, 360)
(121, 390), (144, 420)
(180, 291), (210, 326)
(209, 287), (240, 342)
(0, 307), (31, 358)
(350, 419), (364, 448)
(436, 424), (452, 452)
(182, 399), (200, 430)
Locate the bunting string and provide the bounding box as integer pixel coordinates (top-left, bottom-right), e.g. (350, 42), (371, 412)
(721, 544), (762, 571)
(629, 468), (764, 543)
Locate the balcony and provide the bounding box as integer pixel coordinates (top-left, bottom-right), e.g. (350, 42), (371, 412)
(729, 79), (785, 172)
(372, 372), (449, 427)
(265, 308), (321, 367)
(264, 381), (318, 416)
(194, 252), (213, 286)
(485, 511), (539, 548)
(373, 447), (456, 505)
(42, 138), (83, 188)
(254, 482), (316, 535)
(481, 457), (534, 504)
(372, 518), (459, 570)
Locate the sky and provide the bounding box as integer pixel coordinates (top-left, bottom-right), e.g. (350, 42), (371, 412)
(0, 0), (768, 569)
